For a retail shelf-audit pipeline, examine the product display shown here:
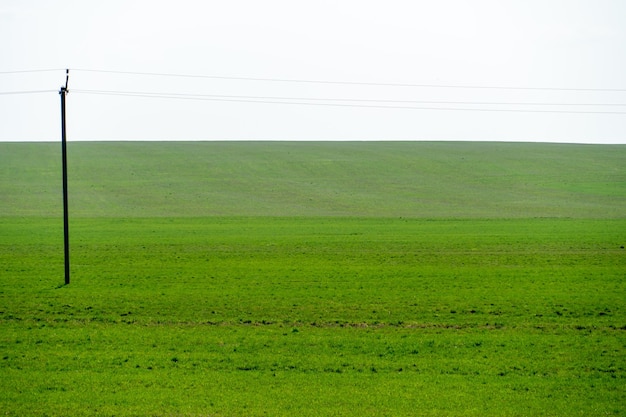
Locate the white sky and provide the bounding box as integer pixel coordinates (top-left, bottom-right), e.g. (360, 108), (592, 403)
(1, 0), (625, 143)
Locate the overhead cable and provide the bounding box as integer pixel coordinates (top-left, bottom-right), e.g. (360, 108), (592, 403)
(72, 89), (626, 115)
(72, 89), (626, 107)
(0, 90), (58, 95)
(71, 68), (626, 92)
(0, 69), (66, 74)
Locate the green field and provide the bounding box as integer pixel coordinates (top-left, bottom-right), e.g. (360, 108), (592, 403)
(1, 141), (625, 416)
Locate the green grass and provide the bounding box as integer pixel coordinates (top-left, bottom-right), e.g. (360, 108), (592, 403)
(1, 141), (624, 218)
(1, 141), (625, 416)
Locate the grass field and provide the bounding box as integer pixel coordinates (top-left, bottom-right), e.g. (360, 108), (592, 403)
(1, 141), (625, 416)
(2, 141), (624, 218)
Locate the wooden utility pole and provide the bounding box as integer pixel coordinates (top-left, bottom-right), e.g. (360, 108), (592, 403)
(60, 69), (70, 285)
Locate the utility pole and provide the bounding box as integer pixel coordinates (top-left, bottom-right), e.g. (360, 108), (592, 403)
(60, 69), (70, 285)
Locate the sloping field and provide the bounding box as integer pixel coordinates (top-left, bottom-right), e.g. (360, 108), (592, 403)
(0, 141), (625, 416)
(1, 141), (624, 218)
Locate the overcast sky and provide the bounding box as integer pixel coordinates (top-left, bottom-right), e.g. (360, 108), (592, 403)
(2, 0), (625, 143)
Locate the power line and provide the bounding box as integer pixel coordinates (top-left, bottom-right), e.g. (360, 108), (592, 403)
(72, 89), (626, 115)
(0, 90), (58, 95)
(0, 69), (65, 75)
(3, 67), (626, 92)
(72, 89), (626, 107)
(71, 68), (626, 92)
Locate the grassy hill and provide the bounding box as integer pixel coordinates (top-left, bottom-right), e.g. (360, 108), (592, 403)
(1, 141), (624, 218)
(1, 141), (625, 416)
